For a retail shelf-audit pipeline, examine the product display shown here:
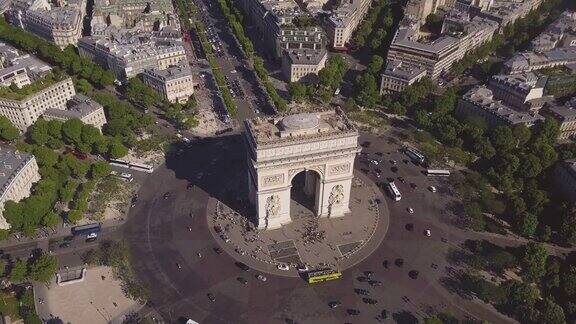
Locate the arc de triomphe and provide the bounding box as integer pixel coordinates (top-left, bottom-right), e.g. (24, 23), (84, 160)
(244, 109), (360, 230)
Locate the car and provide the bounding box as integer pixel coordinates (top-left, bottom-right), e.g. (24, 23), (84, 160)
(354, 288), (369, 296)
(220, 234), (230, 243)
(163, 192), (170, 199)
(87, 233), (98, 239)
(235, 248), (246, 255)
(213, 247), (223, 254)
(207, 293), (216, 302)
(395, 258), (404, 267)
(398, 177), (406, 183)
(371, 160), (379, 166)
(386, 177), (394, 182)
(214, 225), (223, 233)
(328, 301), (342, 309)
(256, 274), (267, 282)
(357, 276), (369, 282)
(410, 183), (418, 189)
(59, 242), (71, 248)
(187, 183), (193, 190)
(425, 229), (431, 237)
(237, 277), (248, 285)
(428, 186), (437, 193)
(86, 237), (97, 243)
(389, 159), (397, 165)
(347, 309), (361, 316)
(363, 298), (378, 305)
(296, 265), (309, 272)
(409, 270), (419, 279)
(407, 207), (414, 214)
(64, 236), (74, 242)
(277, 263), (289, 271)
(391, 166), (398, 173)
(405, 223), (414, 231)
(364, 271), (374, 278)
(235, 262), (250, 271)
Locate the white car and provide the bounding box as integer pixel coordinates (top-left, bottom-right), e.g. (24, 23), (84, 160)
(296, 265), (309, 272)
(425, 229), (431, 237)
(277, 264), (289, 271)
(428, 186), (437, 193)
(256, 274), (267, 282)
(407, 207), (414, 214)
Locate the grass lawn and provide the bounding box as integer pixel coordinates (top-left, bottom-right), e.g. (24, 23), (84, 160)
(349, 110), (389, 129)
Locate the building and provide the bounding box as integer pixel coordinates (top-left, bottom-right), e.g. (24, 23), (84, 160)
(487, 73), (546, 111)
(553, 159), (576, 202)
(405, 0), (455, 24)
(540, 98), (576, 140)
(0, 147), (40, 229)
(90, 0), (179, 35)
(281, 48), (327, 83)
(386, 13), (498, 80)
(277, 26), (326, 53)
(244, 109), (359, 230)
(456, 85), (544, 128)
(43, 94), (107, 131)
(0, 42), (52, 88)
(78, 28), (186, 80)
(379, 59), (427, 94)
(142, 63), (194, 103)
(8, 0), (87, 48)
(0, 76), (108, 131)
(504, 11), (576, 74)
(324, 0), (372, 50)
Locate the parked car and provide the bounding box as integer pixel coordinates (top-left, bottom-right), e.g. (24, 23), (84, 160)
(235, 262), (250, 271)
(237, 277), (248, 285)
(428, 186), (437, 193)
(207, 293), (216, 302)
(256, 274), (267, 282)
(277, 263), (289, 271)
(328, 301), (342, 309)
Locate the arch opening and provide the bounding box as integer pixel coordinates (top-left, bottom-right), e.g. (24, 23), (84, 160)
(290, 170), (321, 218)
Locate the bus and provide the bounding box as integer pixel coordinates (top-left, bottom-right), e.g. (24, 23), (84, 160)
(307, 269), (342, 284)
(404, 147), (425, 165)
(109, 159), (154, 174)
(71, 223), (101, 237)
(426, 169), (451, 177)
(386, 182), (402, 201)
(111, 171), (133, 182)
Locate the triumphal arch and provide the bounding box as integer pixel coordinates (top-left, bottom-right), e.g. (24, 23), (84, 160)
(244, 109), (360, 230)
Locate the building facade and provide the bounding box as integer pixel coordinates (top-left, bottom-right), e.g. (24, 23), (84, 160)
(0, 147), (40, 229)
(324, 0), (372, 50)
(142, 63), (195, 103)
(281, 48), (327, 83)
(540, 99), (576, 140)
(43, 94), (107, 131)
(487, 73), (546, 111)
(380, 60), (427, 94)
(244, 109), (359, 230)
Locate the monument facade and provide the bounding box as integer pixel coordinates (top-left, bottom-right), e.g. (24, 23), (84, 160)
(244, 109), (360, 230)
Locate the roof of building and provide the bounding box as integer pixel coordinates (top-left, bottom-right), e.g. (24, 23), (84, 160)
(0, 146), (34, 196)
(143, 63), (192, 81)
(543, 99), (576, 122)
(382, 60), (427, 82)
(25, 5), (82, 30)
(43, 94), (103, 119)
(489, 72), (546, 94)
(283, 48), (326, 65)
(244, 109), (357, 147)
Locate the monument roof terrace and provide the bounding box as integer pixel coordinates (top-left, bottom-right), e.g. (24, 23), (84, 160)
(244, 109), (357, 148)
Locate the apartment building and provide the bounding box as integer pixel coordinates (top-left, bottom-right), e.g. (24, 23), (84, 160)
(0, 77), (75, 130)
(43, 94), (107, 131)
(540, 98), (576, 140)
(553, 159), (576, 202)
(456, 85), (544, 128)
(324, 0), (372, 50)
(505, 11), (576, 74)
(8, 0), (86, 48)
(281, 48), (327, 82)
(142, 63), (195, 103)
(78, 28), (186, 80)
(475, 0), (543, 31)
(0, 42), (52, 88)
(405, 0), (455, 24)
(387, 14), (497, 80)
(487, 73), (546, 111)
(277, 26), (326, 53)
(0, 147), (40, 229)
(379, 60), (427, 94)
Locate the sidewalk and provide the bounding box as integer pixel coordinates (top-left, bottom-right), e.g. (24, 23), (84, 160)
(0, 218), (126, 250)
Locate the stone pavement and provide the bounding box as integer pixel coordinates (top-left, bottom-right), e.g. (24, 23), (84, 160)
(207, 171), (389, 277)
(34, 266), (142, 324)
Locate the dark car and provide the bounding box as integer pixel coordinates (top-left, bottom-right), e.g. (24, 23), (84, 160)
(369, 280), (383, 287)
(361, 141), (371, 148)
(410, 183), (418, 189)
(347, 309), (361, 316)
(328, 301), (342, 309)
(386, 177), (394, 182)
(63, 236), (74, 242)
(375, 152), (383, 157)
(409, 270), (420, 279)
(405, 223), (414, 231)
(364, 271), (374, 278)
(398, 177), (406, 183)
(391, 166), (398, 173)
(363, 298), (378, 305)
(207, 293), (216, 302)
(86, 237), (97, 243)
(380, 310), (388, 319)
(213, 247), (223, 254)
(356, 276), (369, 282)
(213, 225), (223, 233)
(354, 288), (369, 296)
(235, 262), (250, 271)
(237, 277), (248, 285)
(187, 183), (193, 190)
(395, 258), (404, 267)
(163, 192), (170, 199)
(59, 242), (71, 248)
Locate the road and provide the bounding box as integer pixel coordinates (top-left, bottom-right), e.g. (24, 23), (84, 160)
(123, 132), (517, 324)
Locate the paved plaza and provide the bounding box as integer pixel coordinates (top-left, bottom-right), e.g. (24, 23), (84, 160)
(34, 266), (142, 324)
(208, 171), (389, 276)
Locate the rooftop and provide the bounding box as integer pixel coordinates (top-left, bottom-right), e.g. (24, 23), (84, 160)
(284, 48), (326, 65)
(43, 94), (104, 119)
(244, 109), (357, 147)
(143, 63), (192, 81)
(0, 146), (34, 197)
(382, 60), (427, 81)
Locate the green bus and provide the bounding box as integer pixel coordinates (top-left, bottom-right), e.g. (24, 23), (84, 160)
(307, 269), (342, 284)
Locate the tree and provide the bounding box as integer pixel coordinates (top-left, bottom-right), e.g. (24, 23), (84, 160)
(90, 161), (111, 179)
(519, 154), (542, 178)
(367, 55), (384, 75)
(560, 207), (576, 245)
(75, 78), (92, 94)
(539, 298), (566, 324)
(108, 139), (129, 159)
(514, 212), (538, 237)
(66, 210), (83, 223)
(9, 259), (28, 283)
(80, 124), (102, 148)
(490, 126), (515, 152)
(521, 242), (548, 281)
(288, 82), (307, 102)
(41, 211), (60, 228)
(29, 254), (58, 283)
(61, 118), (83, 145)
(33, 146), (58, 168)
(561, 266), (576, 298)
(512, 124), (531, 146)
(29, 118), (49, 145)
(46, 120), (62, 140)
(423, 317), (442, 324)
(0, 116), (19, 141)
(503, 280), (539, 309)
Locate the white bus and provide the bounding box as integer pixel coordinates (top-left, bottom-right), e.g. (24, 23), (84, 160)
(426, 169), (451, 177)
(404, 147), (425, 165)
(386, 182), (402, 201)
(109, 159), (154, 174)
(110, 171), (133, 182)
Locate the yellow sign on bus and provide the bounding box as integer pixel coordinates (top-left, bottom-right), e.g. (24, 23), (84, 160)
(307, 269), (342, 284)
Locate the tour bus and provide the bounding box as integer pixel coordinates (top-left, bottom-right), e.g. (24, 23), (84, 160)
(109, 159), (154, 174)
(426, 169), (451, 177)
(386, 182), (402, 201)
(110, 171), (133, 182)
(404, 147), (425, 165)
(307, 269), (342, 284)
(108, 159), (130, 168)
(71, 223), (101, 238)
